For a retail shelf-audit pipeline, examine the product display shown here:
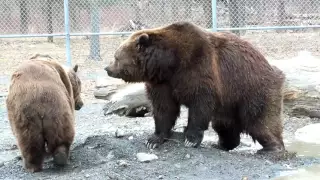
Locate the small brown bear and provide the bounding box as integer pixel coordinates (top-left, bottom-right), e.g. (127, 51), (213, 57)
(6, 54), (83, 172)
(104, 22), (286, 154)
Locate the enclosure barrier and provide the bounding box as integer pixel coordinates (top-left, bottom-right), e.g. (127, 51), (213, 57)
(0, 0), (319, 66)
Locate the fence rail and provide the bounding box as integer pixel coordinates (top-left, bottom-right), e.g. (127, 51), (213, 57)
(0, 0), (319, 66)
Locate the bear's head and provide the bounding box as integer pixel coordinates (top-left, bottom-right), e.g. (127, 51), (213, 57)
(29, 54), (84, 111)
(104, 22), (208, 83)
(67, 64), (84, 111)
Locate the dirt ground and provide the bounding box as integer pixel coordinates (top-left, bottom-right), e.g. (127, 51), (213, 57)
(0, 30), (320, 180)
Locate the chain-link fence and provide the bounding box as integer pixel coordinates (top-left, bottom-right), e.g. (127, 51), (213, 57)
(0, 0), (319, 101)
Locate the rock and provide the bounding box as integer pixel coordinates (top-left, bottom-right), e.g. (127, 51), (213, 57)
(115, 129), (125, 138)
(128, 136), (134, 140)
(269, 51), (320, 117)
(185, 154), (191, 159)
(85, 174), (90, 178)
(291, 106), (320, 118)
(0, 93), (8, 98)
(94, 87), (118, 100)
(95, 76), (125, 89)
(9, 145), (18, 150)
(106, 151), (114, 160)
(294, 123), (320, 144)
(117, 160), (129, 167)
(87, 143), (101, 149)
(136, 152), (158, 162)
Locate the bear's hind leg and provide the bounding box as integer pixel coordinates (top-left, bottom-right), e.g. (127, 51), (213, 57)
(52, 144), (71, 166)
(246, 107), (285, 154)
(146, 84), (180, 149)
(45, 116), (74, 166)
(248, 88), (285, 154)
(212, 121), (241, 151)
(16, 129), (45, 172)
(248, 123), (285, 154)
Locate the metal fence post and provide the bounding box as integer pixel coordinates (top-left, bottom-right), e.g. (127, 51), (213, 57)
(63, 0), (72, 67)
(211, 0), (217, 32)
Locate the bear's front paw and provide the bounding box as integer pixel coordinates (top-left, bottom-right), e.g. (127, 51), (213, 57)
(184, 129), (204, 148)
(23, 162), (43, 173)
(146, 133), (170, 149)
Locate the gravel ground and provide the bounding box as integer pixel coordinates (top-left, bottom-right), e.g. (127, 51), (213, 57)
(0, 30), (320, 179)
(0, 99), (320, 180)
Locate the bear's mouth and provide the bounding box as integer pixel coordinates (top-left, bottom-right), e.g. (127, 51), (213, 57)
(104, 66), (121, 79)
(104, 66), (145, 83)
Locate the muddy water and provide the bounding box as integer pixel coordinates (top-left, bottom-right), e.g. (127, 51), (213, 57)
(274, 133), (320, 179)
(285, 123), (320, 157)
(272, 140), (320, 179)
(273, 164), (320, 180)
(286, 140), (320, 157)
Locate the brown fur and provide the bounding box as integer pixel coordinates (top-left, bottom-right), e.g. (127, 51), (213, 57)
(6, 55), (83, 172)
(105, 22), (286, 154)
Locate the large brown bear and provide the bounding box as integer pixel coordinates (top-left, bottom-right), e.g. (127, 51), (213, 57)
(6, 54), (84, 172)
(104, 22), (286, 154)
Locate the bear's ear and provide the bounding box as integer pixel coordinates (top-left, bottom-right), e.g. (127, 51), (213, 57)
(73, 64), (78, 72)
(137, 33), (150, 47)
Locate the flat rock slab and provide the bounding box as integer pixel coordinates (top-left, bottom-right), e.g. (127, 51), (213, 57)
(295, 123), (320, 144)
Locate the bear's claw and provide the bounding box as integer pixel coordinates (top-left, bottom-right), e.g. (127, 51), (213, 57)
(184, 129), (204, 148)
(146, 141), (159, 149)
(146, 134), (165, 149)
(184, 139), (199, 147)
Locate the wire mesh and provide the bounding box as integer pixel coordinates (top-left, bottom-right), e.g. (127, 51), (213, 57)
(0, 0), (319, 35)
(0, 0), (319, 100)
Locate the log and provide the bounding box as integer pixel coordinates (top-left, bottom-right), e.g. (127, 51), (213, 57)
(96, 51), (320, 118)
(101, 83), (152, 117)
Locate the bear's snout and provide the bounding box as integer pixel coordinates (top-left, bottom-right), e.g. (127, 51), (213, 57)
(104, 66), (112, 76)
(75, 101), (83, 110)
(104, 66), (110, 73)
(104, 66), (117, 78)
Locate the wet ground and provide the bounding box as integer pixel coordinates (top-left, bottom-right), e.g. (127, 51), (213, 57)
(0, 96), (320, 180)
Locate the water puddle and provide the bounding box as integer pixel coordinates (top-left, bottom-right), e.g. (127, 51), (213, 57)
(286, 140), (320, 157)
(0, 150), (20, 164)
(274, 123), (320, 180)
(285, 123), (320, 157)
(273, 164), (320, 180)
